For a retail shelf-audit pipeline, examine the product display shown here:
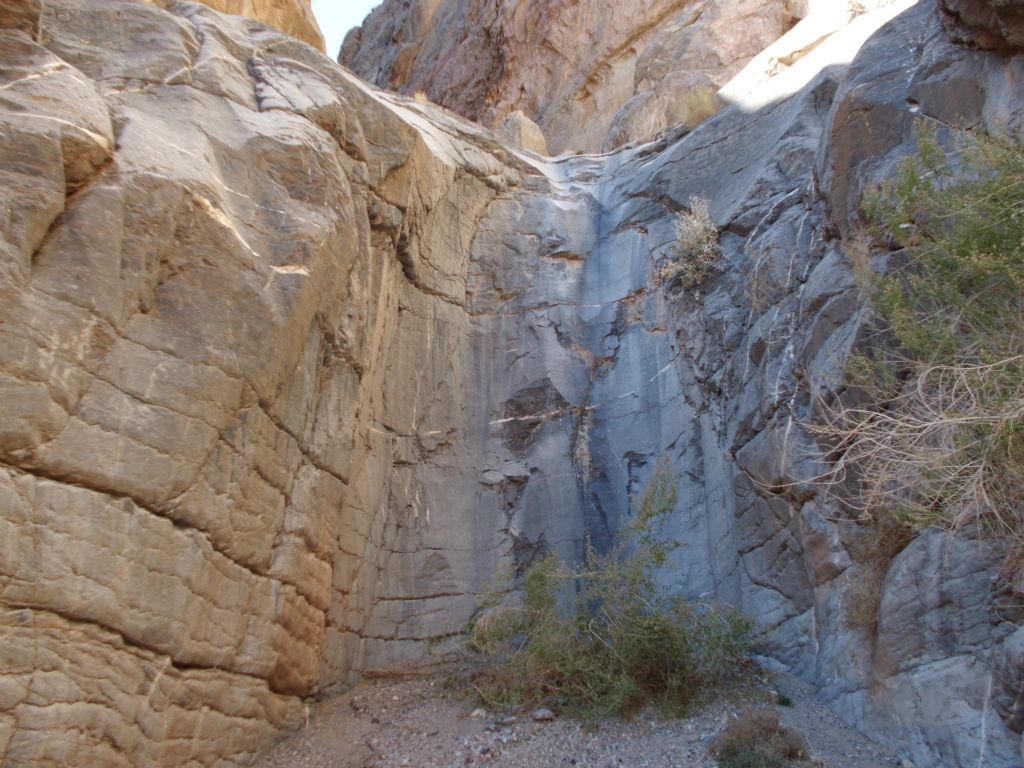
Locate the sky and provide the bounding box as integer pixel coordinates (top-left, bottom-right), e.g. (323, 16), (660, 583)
(312, 0), (383, 59)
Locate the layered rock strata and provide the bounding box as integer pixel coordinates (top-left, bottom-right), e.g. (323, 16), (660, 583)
(1, 0), (1023, 766)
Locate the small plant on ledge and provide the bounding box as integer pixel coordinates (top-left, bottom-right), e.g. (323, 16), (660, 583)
(466, 461), (752, 724)
(660, 195), (722, 290)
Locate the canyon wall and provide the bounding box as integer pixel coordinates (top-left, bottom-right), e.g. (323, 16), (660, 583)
(338, 0), (909, 154)
(0, 1), (509, 761)
(147, 0), (326, 50)
(339, 0), (793, 153)
(1, 0), (1023, 766)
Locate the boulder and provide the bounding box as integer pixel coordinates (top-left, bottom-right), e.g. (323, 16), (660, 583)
(497, 110), (549, 155)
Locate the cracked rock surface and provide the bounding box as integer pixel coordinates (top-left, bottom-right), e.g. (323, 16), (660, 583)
(1, 0), (1023, 766)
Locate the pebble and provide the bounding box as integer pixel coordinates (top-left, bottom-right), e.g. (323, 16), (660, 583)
(532, 708), (555, 722)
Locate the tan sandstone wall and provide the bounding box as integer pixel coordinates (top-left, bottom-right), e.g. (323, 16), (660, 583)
(147, 0), (326, 50)
(0, 0), (536, 762)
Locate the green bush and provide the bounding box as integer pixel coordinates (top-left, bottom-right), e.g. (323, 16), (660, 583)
(660, 196), (722, 289)
(820, 125), (1024, 544)
(863, 128), (1024, 365)
(468, 462), (752, 723)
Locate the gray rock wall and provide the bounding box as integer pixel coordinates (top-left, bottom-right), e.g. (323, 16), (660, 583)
(1, 0), (1022, 766)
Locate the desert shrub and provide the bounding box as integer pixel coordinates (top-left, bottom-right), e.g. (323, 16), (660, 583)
(817, 125), (1024, 546)
(467, 603), (523, 655)
(842, 520), (915, 632)
(469, 462), (752, 723)
(670, 86), (722, 128)
(661, 196), (722, 289)
(711, 708), (812, 768)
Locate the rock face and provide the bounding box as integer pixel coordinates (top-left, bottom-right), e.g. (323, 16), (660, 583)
(0, 0), (504, 761)
(339, 0), (793, 153)
(0, 0), (40, 37)
(1, 0), (1024, 767)
(497, 110), (549, 155)
(338, 0), (913, 153)
(939, 0), (1024, 48)
(147, 0), (325, 50)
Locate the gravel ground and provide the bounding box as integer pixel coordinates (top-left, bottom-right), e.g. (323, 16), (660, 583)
(255, 657), (902, 768)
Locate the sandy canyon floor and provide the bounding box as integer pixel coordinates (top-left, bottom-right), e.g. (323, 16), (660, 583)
(255, 657), (903, 768)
